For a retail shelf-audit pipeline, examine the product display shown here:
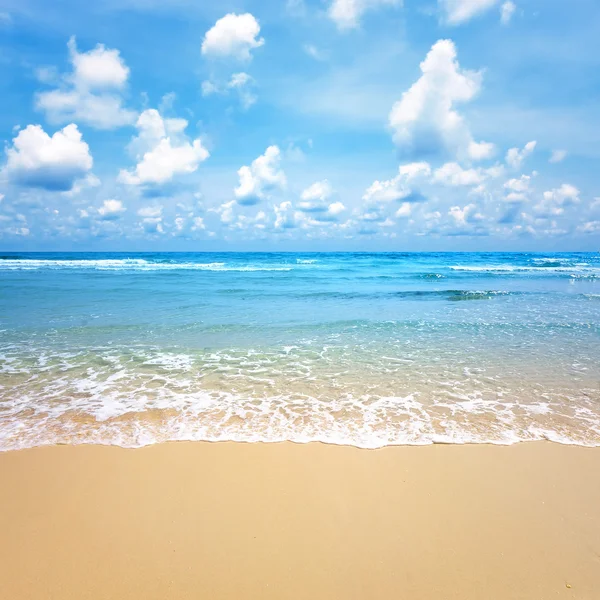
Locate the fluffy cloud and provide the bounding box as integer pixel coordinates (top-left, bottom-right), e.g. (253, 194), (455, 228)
(62, 173), (101, 198)
(234, 146), (286, 205)
(3, 124), (93, 191)
(35, 37), (136, 130)
(500, 1), (516, 24)
(388, 39), (493, 161)
(328, 0), (400, 30)
(535, 184), (579, 217)
(506, 141), (536, 169)
(434, 162), (483, 186)
(504, 175), (531, 193)
(449, 203), (483, 225)
(433, 162), (503, 187)
(202, 72), (257, 109)
(549, 150), (567, 164)
(118, 109), (209, 186)
(439, 0), (500, 25)
(274, 201), (298, 229)
(363, 162), (431, 204)
(298, 180), (334, 211)
(97, 199), (125, 220)
(201, 13), (264, 61)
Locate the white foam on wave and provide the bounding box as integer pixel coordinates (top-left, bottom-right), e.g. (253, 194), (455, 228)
(450, 264), (600, 273)
(0, 259), (293, 272)
(1, 344), (600, 452)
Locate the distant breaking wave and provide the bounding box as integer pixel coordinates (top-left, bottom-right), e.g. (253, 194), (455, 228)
(0, 258), (294, 272)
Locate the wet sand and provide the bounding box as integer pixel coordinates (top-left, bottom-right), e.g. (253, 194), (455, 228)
(1, 441), (599, 599)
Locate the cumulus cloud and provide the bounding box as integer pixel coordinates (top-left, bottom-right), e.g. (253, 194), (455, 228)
(201, 13), (264, 61)
(549, 149), (567, 164)
(137, 205), (163, 233)
(274, 201), (298, 229)
(234, 146), (286, 205)
(328, 0), (400, 30)
(433, 162), (503, 187)
(449, 203), (483, 225)
(363, 162), (431, 204)
(35, 37), (136, 130)
(506, 141), (536, 169)
(3, 123), (93, 191)
(388, 39), (493, 161)
(439, 0), (500, 25)
(504, 174), (531, 193)
(118, 109), (209, 186)
(298, 180), (334, 211)
(97, 199), (125, 220)
(434, 162), (483, 186)
(535, 183), (579, 217)
(500, 1), (516, 24)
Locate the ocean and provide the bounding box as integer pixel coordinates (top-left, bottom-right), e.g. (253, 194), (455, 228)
(0, 251), (599, 450)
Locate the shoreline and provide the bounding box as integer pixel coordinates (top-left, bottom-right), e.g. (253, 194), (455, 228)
(1, 441), (600, 599)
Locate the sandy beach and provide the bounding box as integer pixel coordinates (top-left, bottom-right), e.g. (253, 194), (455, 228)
(0, 442), (599, 599)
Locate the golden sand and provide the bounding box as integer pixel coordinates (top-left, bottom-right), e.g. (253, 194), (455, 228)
(1, 442), (599, 599)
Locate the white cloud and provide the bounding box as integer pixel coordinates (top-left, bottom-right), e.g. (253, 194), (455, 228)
(234, 146), (286, 205)
(449, 203), (483, 225)
(434, 162), (484, 186)
(363, 162), (431, 203)
(328, 201), (346, 216)
(201, 72), (257, 109)
(578, 221), (600, 234)
(3, 124), (93, 191)
(118, 109), (209, 186)
(433, 162), (502, 187)
(68, 36), (129, 88)
(549, 149), (567, 164)
(298, 180), (334, 211)
(504, 174), (530, 193)
(388, 39), (493, 161)
(201, 13), (264, 61)
(395, 202), (412, 217)
(506, 141), (536, 169)
(328, 0), (400, 30)
(62, 173), (101, 197)
(535, 183), (580, 217)
(201, 80), (219, 96)
(97, 199), (125, 220)
(439, 0), (500, 25)
(468, 140), (496, 160)
(274, 201), (298, 229)
(227, 72), (257, 109)
(35, 37), (136, 130)
(500, 1), (516, 24)
(137, 205), (163, 218)
(214, 200), (236, 224)
(137, 205), (163, 233)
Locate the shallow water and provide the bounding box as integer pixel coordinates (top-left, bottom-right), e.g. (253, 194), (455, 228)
(1, 252), (599, 450)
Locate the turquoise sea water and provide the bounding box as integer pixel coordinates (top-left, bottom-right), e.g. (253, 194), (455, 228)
(0, 252), (599, 450)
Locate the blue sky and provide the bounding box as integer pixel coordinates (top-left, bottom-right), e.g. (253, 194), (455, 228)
(0, 0), (599, 251)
